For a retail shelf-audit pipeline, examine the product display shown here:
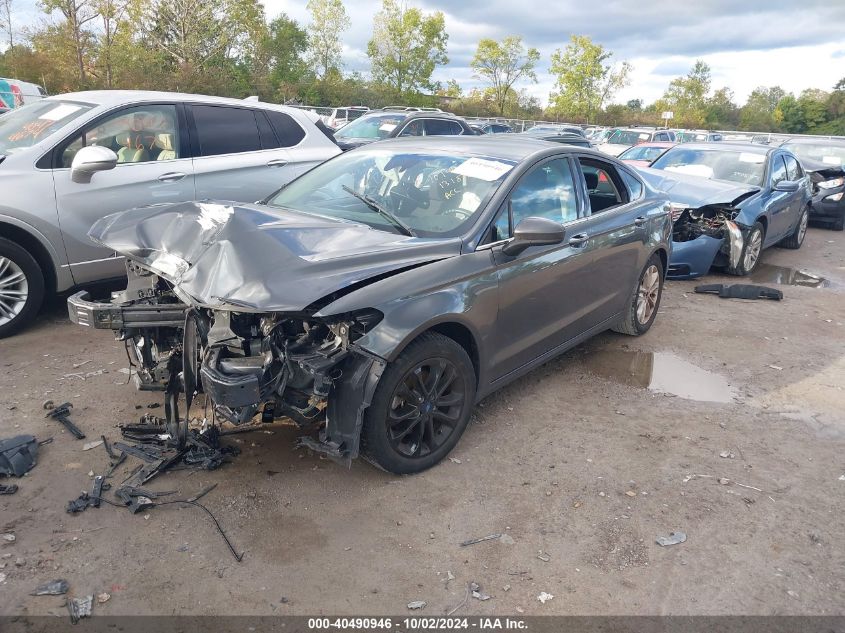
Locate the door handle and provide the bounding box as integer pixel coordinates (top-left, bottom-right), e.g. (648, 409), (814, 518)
(568, 233), (589, 247)
(157, 172), (186, 182)
(266, 159), (287, 168)
(634, 216), (646, 226)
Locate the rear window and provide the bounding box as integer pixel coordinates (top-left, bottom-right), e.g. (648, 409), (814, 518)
(264, 110), (306, 147)
(192, 105), (261, 156)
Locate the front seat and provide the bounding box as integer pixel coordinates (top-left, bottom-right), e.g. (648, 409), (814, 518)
(154, 133), (177, 161)
(116, 132), (149, 163)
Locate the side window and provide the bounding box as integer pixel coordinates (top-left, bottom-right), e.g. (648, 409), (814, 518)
(578, 157), (629, 214)
(654, 132), (666, 142)
(492, 158), (578, 241)
(619, 169), (644, 200)
(770, 155), (788, 187)
(192, 105), (261, 157)
(425, 119), (463, 136)
(398, 119), (425, 137)
(59, 104), (180, 168)
(784, 155), (802, 181)
(264, 110), (306, 147)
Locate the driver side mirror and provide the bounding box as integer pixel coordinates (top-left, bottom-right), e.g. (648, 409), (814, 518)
(502, 216), (566, 256)
(773, 179), (799, 193)
(70, 145), (118, 183)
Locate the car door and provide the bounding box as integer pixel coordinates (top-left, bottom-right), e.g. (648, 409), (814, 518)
(189, 104), (295, 201)
(764, 153), (794, 242)
(783, 153), (809, 226)
(262, 108), (327, 177)
(489, 156), (605, 380)
(51, 102), (195, 284)
(573, 156), (648, 324)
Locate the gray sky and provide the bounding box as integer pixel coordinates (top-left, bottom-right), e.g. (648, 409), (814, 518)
(12, 0), (845, 105)
(266, 0), (845, 105)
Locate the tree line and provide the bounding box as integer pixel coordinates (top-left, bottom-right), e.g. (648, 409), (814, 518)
(1, 0), (843, 134)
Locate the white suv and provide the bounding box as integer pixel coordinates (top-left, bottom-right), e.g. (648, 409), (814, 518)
(0, 90), (340, 336)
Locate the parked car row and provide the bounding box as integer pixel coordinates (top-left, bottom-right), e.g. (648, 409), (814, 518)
(0, 89), (834, 476)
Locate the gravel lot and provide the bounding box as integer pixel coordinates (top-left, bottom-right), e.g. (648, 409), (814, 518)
(1, 227), (844, 617)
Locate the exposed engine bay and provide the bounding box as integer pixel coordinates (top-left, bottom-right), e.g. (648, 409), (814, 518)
(68, 263), (386, 463)
(671, 204), (744, 269)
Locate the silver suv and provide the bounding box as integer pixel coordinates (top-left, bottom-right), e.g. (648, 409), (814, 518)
(0, 90), (340, 336)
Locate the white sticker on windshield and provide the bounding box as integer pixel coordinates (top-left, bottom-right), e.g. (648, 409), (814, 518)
(638, 133), (650, 140)
(665, 164), (715, 179)
(822, 156), (842, 165)
(738, 152), (765, 164)
(38, 104), (82, 121)
(379, 123), (397, 132)
(450, 157), (513, 181)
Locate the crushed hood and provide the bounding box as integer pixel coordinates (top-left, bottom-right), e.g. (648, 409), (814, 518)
(801, 158), (845, 182)
(88, 201), (462, 312)
(637, 166), (760, 208)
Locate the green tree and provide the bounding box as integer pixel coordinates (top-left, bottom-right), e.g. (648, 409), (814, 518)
(41, 0), (99, 82)
(660, 60), (711, 127)
(548, 35), (631, 123)
(739, 85), (787, 131)
(366, 0), (448, 98)
(705, 87), (738, 129)
(93, 0), (129, 87)
(470, 35), (539, 116)
(306, 0), (349, 79)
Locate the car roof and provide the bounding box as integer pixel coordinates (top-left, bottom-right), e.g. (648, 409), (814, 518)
(47, 90), (307, 114)
(630, 141), (675, 148)
(368, 135), (608, 162)
(782, 137), (845, 147)
(671, 142), (773, 155)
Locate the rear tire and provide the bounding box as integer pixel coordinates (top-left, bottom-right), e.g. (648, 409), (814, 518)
(727, 221), (765, 276)
(780, 205), (808, 249)
(361, 332), (476, 474)
(612, 253), (664, 336)
(0, 238), (45, 339)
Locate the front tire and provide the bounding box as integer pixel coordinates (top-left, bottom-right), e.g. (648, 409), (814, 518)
(612, 253), (664, 336)
(0, 238), (45, 339)
(780, 205), (808, 249)
(361, 332), (476, 474)
(727, 221), (765, 276)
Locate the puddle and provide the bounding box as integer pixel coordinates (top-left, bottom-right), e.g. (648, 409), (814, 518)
(749, 264), (829, 288)
(579, 350), (738, 403)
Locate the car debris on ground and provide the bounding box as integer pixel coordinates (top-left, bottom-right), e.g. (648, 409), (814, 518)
(537, 591), (554, 604)
(31, 579), (69, 596)
(406, 600), (426, 610)
(656, 531), (688, 546)
(460, 533), (502, 546)
(694, 284), (783, 300)
(45, 403), (85, 439)
(0, 435), (40, 476)
(67, 595), (93, 624)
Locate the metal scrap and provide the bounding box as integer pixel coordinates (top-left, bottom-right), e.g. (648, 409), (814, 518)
(656, 531), (687, 546)
(460, 533), (502, 547)
(0, 484), (18, 495)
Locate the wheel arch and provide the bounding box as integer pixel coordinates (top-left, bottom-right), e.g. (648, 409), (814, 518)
(0, 221), (58, 294)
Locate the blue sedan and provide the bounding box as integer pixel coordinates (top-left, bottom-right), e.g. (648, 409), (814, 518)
(639, 143), (811, 278)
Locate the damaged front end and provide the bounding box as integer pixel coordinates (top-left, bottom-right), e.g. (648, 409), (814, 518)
(669, 203), (744, 277)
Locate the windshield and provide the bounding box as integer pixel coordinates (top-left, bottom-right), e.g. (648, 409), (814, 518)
(607, 130), (651, 145)
(619, 145), (669, 162)
(266, 149), (515, 237)
(334, 113), (408, 140)
(677, 132), (708, 143)
(651, 147), (766, 186)
(0, 100), (94, 154)
(783, 142), (845, 166)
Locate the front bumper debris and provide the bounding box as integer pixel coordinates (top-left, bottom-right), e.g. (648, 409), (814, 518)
(68, 291), (187, 329)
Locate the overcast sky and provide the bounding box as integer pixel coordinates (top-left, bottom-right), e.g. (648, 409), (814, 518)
(265, 0), (845, 106)
(12, 0), (845, 105)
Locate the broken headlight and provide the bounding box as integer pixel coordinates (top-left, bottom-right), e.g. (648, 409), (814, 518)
(818, 177), (845, 190)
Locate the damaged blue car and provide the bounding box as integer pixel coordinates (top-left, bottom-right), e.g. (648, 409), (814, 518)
(639, 143), (811, 278)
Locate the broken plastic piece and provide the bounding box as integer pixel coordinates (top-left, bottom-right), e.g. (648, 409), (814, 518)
(656, 531), (687, 546)
(67, 595), (93, 624)
(407, 601), (426, 610)
(45, 403), (85, 439)
(0, 435), (39, 477)
(31, 579), (69, 596)
(694, 284), (783, 300)
(0, 484), (18, 495)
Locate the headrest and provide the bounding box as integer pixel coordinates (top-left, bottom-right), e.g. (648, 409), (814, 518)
(584, 172), (599, 190)
(117, 131), (133, 148)
(155, 133), (174, 151)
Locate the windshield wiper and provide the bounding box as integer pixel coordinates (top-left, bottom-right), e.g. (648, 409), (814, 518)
(341, 185), (416, 237)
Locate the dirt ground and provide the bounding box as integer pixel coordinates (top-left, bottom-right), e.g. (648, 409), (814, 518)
(1, 227), (844, 617)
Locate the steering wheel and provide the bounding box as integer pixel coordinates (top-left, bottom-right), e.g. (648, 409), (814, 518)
(441, 207), (473, 222)
(390, 179), (430, 216)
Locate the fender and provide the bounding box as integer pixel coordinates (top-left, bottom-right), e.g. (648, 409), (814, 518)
(0, 212), (73, 290)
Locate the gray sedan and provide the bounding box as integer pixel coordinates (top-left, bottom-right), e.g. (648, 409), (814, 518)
(69, 137), (672, 474)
